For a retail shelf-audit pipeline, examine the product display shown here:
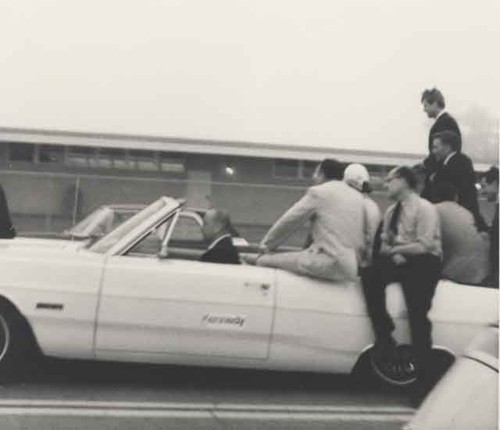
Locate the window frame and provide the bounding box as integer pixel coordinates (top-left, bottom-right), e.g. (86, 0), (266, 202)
(273, 158), (300, 179)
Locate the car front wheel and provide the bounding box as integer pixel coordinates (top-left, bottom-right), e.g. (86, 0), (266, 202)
(0, 303), (35, 382)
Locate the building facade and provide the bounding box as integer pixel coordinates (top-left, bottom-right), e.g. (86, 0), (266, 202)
(0, 127), (493, 245)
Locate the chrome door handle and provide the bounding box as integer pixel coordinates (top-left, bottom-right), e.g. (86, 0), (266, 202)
(260, 283), (270, 291)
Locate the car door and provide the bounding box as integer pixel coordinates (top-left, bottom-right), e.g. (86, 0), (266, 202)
(95, 211), (276, 361)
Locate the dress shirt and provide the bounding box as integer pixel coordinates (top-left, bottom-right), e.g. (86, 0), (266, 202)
(381, 192), (442, 257)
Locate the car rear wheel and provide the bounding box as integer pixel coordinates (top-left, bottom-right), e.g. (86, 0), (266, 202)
(352, 345), (455, 389)
(369, 344), (418, 386)
(0, 303), (35, 382)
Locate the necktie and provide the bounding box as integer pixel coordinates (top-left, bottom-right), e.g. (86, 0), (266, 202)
(388, 201), (402, 243)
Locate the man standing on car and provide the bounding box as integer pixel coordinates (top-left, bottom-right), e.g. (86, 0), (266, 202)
(364, 166), (442, 406)
(0, 184), (16, 239)
(421, 88), (461, 200)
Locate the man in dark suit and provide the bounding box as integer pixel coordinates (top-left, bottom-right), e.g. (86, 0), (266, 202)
(427, 130), (487, 231)
(482, 166), (499, 287)
(421, 88), (462, 200)
(0, 184), (16, 239)
(422, 88), (461, 152)
(200, 209), (240, 265)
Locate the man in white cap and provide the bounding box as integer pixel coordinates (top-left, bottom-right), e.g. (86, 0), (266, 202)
(343, 164), (382, 268)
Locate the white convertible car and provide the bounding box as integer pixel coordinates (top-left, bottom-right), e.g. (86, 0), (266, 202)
(0, 197), (497, 385)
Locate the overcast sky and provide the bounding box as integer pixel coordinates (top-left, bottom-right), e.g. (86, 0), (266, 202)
(0, 0), (498, 154)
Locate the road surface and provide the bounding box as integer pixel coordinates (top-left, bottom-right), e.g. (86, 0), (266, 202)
(0, 358), (415, 429)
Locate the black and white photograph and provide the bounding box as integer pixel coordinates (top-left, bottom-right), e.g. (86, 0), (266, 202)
(0, 0), (498, 429)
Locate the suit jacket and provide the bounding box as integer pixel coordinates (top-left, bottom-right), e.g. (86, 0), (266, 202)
(261, 180), (367, 281)
(0, 185), (15, 239)
(427, 112), (461, 153)
(201, 235), (240, 265)
(489, 204), (499, 287)
(426, 153), (487, 231)
(423, 112), (462, 176)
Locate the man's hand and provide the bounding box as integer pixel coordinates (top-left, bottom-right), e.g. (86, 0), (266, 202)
(392, 253), (407, 266)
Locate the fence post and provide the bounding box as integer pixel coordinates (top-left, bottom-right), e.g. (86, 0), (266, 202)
(72, 176), (81, 226)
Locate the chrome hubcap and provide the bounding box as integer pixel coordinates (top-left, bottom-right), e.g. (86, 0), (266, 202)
(370, 345), (418, 386)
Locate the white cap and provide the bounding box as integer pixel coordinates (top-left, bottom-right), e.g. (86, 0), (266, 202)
(343, 163), (370, 192)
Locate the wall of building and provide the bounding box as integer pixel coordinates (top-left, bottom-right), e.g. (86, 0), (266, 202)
(0, 140), (495, 246)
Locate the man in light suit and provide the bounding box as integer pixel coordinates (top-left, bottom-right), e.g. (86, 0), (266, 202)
(434, 182), (490, 285)
(256, 159), (367, 282)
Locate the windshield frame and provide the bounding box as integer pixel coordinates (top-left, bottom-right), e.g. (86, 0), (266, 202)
(89, 197), (180, 255)
(68, 206), (112, 238)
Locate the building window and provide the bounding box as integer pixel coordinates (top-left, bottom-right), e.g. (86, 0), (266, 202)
(129, 150), (158, 171)
(39, 145), (65, 163)
(159, 152), (185, 173)
(97, 148), (128, 169)
(67, 146), (97, 168)
(9, 143), (35, 162)
(274, 159), (319, 180)
(301, 161), (318, 180)
(274, 159), (300, 178)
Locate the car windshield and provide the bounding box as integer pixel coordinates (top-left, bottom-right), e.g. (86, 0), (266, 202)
(69, 207), (110, 237)
(89, 199), (169, 254)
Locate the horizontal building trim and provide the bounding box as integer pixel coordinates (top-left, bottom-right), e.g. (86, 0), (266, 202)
(0, 126), (491, 171)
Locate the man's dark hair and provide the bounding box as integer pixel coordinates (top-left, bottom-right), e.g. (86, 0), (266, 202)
(392, 166), (418, 190)
(421, 88), (445, 109)
(483, 166), (499, 184)
(432, 130), (460, 152)
(318, 158), (344, 180)
(204, 209), (232, 233)
(434, 182), (458, 202)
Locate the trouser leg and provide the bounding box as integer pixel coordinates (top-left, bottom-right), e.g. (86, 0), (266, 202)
(256, 251), (302, 273)
(361, 258), (399, 342)
(401, 255), (441, 382)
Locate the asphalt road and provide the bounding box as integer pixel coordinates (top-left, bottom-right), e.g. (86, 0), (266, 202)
(0, 358), (415, 429)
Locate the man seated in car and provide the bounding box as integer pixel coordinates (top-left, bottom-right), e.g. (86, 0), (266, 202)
(200, 209), (240, 265)
(434, 182), (490, 284)
(255, 158), (367, 282)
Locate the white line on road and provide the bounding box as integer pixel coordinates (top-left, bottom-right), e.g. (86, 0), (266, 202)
(0, 399), (414, 422)
(0, 399), (414, 414)
(0, 407), (413, 422)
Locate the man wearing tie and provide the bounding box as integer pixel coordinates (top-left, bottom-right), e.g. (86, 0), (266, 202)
(363, 166), (442, 406)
